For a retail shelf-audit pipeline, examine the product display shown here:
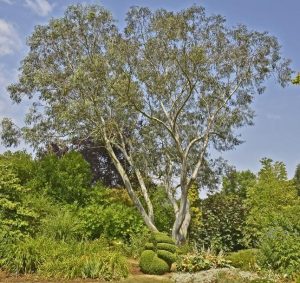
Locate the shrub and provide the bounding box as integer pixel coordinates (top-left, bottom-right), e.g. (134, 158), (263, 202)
(157, 250), (176, 267)
(30, 152), (92, 205)
(0, 164), (38, 238)
(140, 250), (155, 268)
(194, 193), (247, 252)
(176, 253), (211, 272)
(176, 242), (194, 255)
(244, 159), (299, 247)
(157, 243), (177, 253)
(176, 250), (230, 273)
(39, 206), (82, 241)
(78, 203), (146, 242)
(258, 227), (300, 277)
(150, 188), (174, 233)
(139, 250), (170, 275)
(0, 151), (35, 185)
(122, 230), (151, 259)
(226, 249), (259, 271)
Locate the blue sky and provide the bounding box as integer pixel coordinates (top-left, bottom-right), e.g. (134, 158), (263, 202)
(0, 0), (299, 177)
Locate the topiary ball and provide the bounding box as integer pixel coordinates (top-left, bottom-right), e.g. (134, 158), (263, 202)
(157, 250), (177, 267)
(139, 250), (170, 275)
(152, 232), (175, 245)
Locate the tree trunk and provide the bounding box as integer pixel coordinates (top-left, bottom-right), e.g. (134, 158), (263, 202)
(172, 200), (191, 244)
(134, 168), (155, 223)
(104, 141), (158, 232)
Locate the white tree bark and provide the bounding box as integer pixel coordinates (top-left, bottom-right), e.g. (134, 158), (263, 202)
(104, 139), (158, 232)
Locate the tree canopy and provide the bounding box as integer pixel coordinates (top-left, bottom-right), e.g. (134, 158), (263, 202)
(222, 169), (256, 198)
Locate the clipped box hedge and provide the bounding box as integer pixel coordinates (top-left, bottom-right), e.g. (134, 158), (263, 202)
(157, 243), (177, 253)
(144, 242), (154, 250)
(157, 250), (177, 266)
(152, 232), (175, 245)
(139, 232), (177, 275)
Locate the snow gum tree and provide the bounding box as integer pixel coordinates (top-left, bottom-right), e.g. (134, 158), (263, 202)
(1, 4), (292, 243)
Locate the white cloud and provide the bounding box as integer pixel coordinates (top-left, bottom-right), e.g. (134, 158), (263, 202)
(0, 0), (13, 4)
(0, 19), (21, 56)
(0, 64), (21, 120)
(0, 63), (17, 93)
(25, 0), (53, 17)
(0, 65), (12, 114)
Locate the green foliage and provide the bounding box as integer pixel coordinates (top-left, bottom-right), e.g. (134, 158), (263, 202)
(39, 206), (82, 241)
(139, 250), (170, 275)
(78, 203), (146, 242)
(176, 242), (194, 255)
(0, 118), (21, 147)
(76, 185), (146, 242)
(258, 227), (300, 277)
(293, 164), (300, 196)
(244, 159), (300, 277)
(188, 184), (202, 238)
(0, 164), (37, 238)
(292, 73), (300, 84)
(100, 204), (146, 242)
(245, 158), (299, 247)
(40, 248), (128, 280)
(0, 151), (34, 185)
(195, 193), (247, 252)
(90, 184), (133, 207)
(0, 236), (43, 274)
(222, 169), (256, 199)
(30, 152), (92, 205)
(150, 187), (174, 233)
(176, 250), (230, 272)
(22, 194), (59, 221)
(226, 249), (259, 271)
(122, 230), (151, 259)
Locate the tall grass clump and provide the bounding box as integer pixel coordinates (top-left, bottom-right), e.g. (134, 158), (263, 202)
(0, 236), (128, 280)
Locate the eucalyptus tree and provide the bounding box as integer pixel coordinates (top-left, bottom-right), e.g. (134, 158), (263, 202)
(1, 4), (291, 243)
